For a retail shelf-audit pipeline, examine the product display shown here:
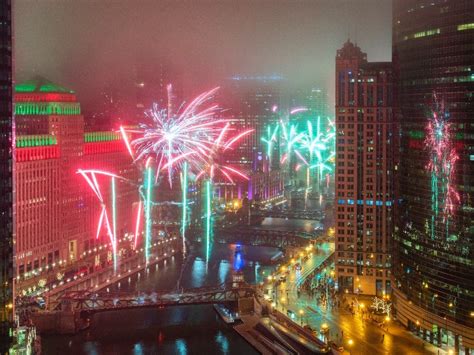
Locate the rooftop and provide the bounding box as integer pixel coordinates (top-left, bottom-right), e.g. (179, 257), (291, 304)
(15, 76), (75, 94)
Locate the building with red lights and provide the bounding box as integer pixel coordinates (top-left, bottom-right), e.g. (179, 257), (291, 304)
(14, 78), (138, 292)
(334, 41), (395, 296)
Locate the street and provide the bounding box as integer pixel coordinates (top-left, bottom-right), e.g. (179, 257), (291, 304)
(264, 242), (442, 355)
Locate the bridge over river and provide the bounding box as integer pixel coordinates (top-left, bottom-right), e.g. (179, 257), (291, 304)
(190, 227), (318, 248)
(51, 282), (256, 313)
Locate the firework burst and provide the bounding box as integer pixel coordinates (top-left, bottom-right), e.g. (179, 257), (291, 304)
(195, 122), (253, 183)
(425, 95), (460, 227)
(127, 87), (226, 186)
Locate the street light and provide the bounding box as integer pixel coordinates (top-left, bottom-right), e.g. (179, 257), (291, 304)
(321, 322), (329, 341)
(347, 338), (354, 354)
(299, 309), (304, 324)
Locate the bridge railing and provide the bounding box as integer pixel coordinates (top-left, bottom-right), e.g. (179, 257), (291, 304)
(51, 282), (256, 311)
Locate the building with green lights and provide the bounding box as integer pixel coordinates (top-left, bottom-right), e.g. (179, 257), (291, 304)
(14, 77), (139, 297)
(392, 0), (474, 353)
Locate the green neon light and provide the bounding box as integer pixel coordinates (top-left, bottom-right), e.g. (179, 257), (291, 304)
(458, 23), (474, 31)
(84, 131), (121, 143)
(15, 83), (37, 92)
(408, 130), (425, 139)
(15, 79), (74, 93)
(181, 162), (188, 255)
(16, 135), (57, 148)
(145, 167), (153, 264)
(404, 28), (440, 40)
(15, 102), (81, 115)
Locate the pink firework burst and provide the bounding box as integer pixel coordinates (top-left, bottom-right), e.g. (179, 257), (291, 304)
(125, 86), (226, 187)
(195, 122), (254, 184)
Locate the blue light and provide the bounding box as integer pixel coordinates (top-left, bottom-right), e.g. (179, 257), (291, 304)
(347, 199), (354, 205)
(337, 199), (345, 205)
(366, 200), (374, 206)
(234, 251), (244, 271)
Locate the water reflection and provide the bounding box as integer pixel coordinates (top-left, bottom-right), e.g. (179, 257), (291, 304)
(175, 339), (187, 355)
(233, 245), (244, 271)
(43, 218), (317, 355)
(218, 260), (230, 285)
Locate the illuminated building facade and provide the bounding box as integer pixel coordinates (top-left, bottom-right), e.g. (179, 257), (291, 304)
(392, 1), (474, 352)
(335, 41), (395, 296)
(220, 75), (284, 202)
(14, 78), (138, 293)
(0, 0), (12, 350)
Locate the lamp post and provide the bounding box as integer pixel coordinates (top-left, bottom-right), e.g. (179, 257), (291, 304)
(347, 338), (354, 354)
(321, 322), (329, 343)
(299, 309), (304, 325)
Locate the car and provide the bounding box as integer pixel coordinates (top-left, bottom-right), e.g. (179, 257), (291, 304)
(35, 297), (46, 309)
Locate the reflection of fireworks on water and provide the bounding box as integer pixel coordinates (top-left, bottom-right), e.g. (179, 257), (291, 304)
(425, 94), (459, 238)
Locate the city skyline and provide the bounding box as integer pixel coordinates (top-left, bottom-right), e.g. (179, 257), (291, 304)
(6, 1), (474, 354)
(14, 0), (392, 108)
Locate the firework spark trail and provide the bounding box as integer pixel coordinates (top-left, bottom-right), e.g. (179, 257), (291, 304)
(126, 87), (226, 187)
(425, 95), (460, 237)
(194, 122), (253, 184)
(261, 124), (279, 170)
(77, 169), (121, 271)
(144, 167), (153, 264)
(280, 120), (305, 168)
(134, 201), (142, 249)
(181, 161), (188, 255)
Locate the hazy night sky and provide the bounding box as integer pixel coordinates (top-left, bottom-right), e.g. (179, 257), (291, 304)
(15, 0), (391, 108)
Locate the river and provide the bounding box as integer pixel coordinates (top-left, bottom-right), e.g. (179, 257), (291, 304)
(41, 218), (319, 354)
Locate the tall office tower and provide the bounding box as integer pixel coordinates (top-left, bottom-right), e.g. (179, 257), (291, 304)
(392, 1), (474, 353)
(334, 40), (395, 296)
(221, 75), (283, 201)
(225, 75), (282, 172)
(0, 0), (12, 350)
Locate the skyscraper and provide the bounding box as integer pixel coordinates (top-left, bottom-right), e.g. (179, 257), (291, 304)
(335, 40), (395, 296)
(221, 75), (283, 201)
(225, 75), (282, 173)
(392, 1), (474, 353)
(0, 0), (13, 350)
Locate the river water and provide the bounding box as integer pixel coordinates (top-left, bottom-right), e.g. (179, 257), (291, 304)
(41, 218), (319, 355)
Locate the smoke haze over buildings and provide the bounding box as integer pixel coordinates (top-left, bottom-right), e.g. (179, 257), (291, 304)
(15, 0), (391, 108)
